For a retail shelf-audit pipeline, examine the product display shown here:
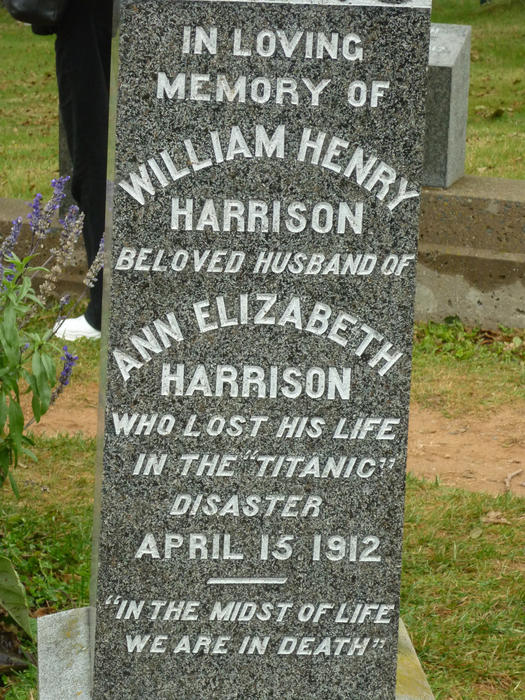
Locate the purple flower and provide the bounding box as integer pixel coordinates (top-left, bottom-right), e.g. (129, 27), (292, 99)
(47, 344), (79, 408)
(61, 204), (82, 242)
(0, 217), (23, 262)
(29, 176), (71, 241)
(59, 345), (78, 387)
(10, 216), (22, 247)
(5, 262), (16, 282)
(59, 204), (79, 228)
(50, 176), (70, 208)
(28, 193), (43, 233)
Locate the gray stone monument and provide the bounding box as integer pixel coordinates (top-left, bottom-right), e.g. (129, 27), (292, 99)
(423, 23), (471, 188)
(91, 0), (433, 697)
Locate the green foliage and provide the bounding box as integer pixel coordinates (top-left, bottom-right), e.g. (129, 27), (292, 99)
(0, 253), (57, 493)
(0, 556), (35, 640)
(0, 181), (83, 495)
(0, 181), (84, 645)
(1, 665), (38, 700)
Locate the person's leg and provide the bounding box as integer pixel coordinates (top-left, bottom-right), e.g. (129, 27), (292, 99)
(55, 0), (112, 334)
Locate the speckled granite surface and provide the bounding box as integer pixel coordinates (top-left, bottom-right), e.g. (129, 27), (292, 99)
(91, 1), (431, 697)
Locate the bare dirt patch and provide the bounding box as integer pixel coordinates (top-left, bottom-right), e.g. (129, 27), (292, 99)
(28, 383), (525, 497)
(27, 381), (99, 438)
(407, 405), (525, 497)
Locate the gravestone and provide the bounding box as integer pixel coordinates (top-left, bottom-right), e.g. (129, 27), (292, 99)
(423, 23), (471, 188)
(92, 1), (432, 697)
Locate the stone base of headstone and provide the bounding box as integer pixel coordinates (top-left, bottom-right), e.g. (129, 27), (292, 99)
(37, 608), (91, 700)
(37, 609), (434, 700)
(395, 618), (435, 700)
(417, 175), (525, 329)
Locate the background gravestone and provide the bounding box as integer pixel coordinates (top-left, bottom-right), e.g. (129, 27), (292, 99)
(92, 1), (432, 697)
(423, 23), (471, 188)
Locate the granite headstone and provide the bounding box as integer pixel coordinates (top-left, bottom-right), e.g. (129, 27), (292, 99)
(423, 23), (471, 188)
(92, 1), (432, 697)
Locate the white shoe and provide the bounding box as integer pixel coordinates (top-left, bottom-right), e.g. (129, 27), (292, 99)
(53, 314), (101, 340)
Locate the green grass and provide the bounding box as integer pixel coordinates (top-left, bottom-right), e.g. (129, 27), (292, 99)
(24, 302), (102, 385)
(412, 318), (525, 416)
(1, 435), (96, 594)
(1, 2), (524, 201)
(0, 8), (58, 200)
(1, 504), (92, 612)
(402, 474), (525, 699)
(414, 318), (525, 363)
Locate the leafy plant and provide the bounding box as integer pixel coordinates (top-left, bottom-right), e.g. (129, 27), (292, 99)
(0, 178), (101, 652)
(0, 177), (83, 496)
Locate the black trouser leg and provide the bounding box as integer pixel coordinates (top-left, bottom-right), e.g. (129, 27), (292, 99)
(55, 0), (112, 330)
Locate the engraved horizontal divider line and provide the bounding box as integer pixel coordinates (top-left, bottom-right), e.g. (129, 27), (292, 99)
(184, 0), (432, 9)
(207, 577), (288, 585)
